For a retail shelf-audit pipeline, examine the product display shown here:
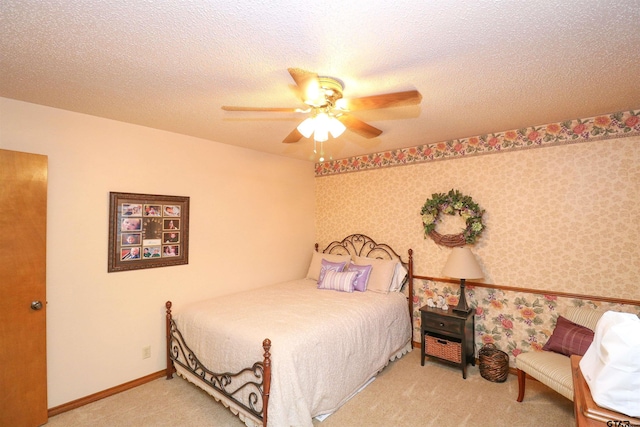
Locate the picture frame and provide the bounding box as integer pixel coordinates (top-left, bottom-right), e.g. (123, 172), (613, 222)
(108, 192), (189, 272)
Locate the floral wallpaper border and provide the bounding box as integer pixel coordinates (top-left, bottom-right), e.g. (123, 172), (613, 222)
(412, 279), (640, 367)
(315, 109), (640, 176)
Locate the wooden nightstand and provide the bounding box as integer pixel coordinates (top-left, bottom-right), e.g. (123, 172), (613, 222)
(420, 305), (475, 379)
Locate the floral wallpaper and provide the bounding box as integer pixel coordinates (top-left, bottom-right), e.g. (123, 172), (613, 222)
(316, 134), (640, 300)
(315, 108), (640, 363)
(315, 109), (640, 176)
(412, 279), (640, 367)
(316, 135), (640, 301)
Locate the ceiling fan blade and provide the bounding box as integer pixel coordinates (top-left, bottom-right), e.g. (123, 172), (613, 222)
(282, 127), (303, 144)
(221, 106), (301, 112)
(345, 90), (422, 111)
(287, 68), (318, 89)
(288, 68), (320, 102)
(337, 115), (383, 139)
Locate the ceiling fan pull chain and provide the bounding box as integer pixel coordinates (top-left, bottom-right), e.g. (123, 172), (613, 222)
(318, 139), (325, 162)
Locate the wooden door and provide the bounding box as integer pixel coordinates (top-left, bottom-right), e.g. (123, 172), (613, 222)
(0, 149), (48, 427)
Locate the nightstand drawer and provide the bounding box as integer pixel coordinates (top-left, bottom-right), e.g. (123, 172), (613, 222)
(422, 314), (463, 335)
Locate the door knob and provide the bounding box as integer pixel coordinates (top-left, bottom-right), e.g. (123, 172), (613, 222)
(31, 301), (43, 310)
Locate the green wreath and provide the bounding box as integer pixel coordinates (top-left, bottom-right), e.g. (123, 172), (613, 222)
(421, 189), (485, 247)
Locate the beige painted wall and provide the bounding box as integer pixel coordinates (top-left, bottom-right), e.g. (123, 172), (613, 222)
(316, 136), (640, 301)
(0, 97), (316, 408)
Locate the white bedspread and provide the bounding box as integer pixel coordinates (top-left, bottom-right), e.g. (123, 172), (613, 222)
(173, 278), (411, 427)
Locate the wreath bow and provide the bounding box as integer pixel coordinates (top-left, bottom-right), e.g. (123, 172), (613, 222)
(421, 189), (485, 247)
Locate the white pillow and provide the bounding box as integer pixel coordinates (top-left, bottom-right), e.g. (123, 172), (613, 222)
(305, 251), (352, 281)
(353, 255), (398, 294)
(318, 270), (358, 293)
(389, 263), (408, 292)
(580, 311), (640, 416)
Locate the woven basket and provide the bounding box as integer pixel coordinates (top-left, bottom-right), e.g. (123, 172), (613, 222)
(425, 335), (461, 363)
(478, 343), (509, 382)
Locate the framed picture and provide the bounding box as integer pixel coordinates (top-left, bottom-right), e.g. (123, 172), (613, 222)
(108, 192), (189, 272)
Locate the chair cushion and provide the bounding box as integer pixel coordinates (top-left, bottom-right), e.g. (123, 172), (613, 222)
(516, 350), (573, 400)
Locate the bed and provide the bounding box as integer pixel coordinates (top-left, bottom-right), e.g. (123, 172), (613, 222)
(165, 234), (414, 427)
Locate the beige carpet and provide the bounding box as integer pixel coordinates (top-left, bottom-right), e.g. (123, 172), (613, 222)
(47, 350), (574, 426)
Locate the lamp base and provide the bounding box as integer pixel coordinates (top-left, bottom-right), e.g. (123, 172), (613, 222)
(452, 279), (471, 314)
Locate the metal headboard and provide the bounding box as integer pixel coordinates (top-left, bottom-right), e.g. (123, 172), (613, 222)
(319, 234), (406, 264)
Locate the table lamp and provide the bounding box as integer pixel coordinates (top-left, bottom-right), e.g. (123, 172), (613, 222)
(441, 247), (483, 314)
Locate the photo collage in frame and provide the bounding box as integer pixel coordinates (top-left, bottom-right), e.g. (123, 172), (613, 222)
(108, 192), (189, 272)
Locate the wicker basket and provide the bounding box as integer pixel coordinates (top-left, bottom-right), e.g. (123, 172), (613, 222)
(425, 335), (461, 363)
(478, 343), (509, 382)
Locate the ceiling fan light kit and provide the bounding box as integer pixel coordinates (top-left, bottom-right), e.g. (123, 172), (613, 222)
(297, 112), (346, 142)
(221, 67), (422, 159)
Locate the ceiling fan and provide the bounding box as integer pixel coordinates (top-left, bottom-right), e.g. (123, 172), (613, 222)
(221, 68), (422, 144)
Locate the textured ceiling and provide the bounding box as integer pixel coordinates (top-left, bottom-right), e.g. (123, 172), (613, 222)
(1, 1), (639, 162)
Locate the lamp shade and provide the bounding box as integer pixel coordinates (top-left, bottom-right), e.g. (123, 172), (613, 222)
(313, 113), (330, 142)
(441, 247), (483, 279)
(328, 117), (346, 138)
(297, 117), (315, 138)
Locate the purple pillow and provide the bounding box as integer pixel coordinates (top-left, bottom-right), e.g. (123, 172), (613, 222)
(317, 259), (347, 284)
(318, 270), (358, 292)
(347, 262), (373, 292)
(543, 315), (594, 357)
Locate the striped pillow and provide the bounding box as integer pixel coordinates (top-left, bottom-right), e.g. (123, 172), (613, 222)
(543, 315), (595, 357)
(318, 270), (358, 293)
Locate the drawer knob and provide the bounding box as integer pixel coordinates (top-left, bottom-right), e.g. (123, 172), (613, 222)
(439, 322), (444, 327)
